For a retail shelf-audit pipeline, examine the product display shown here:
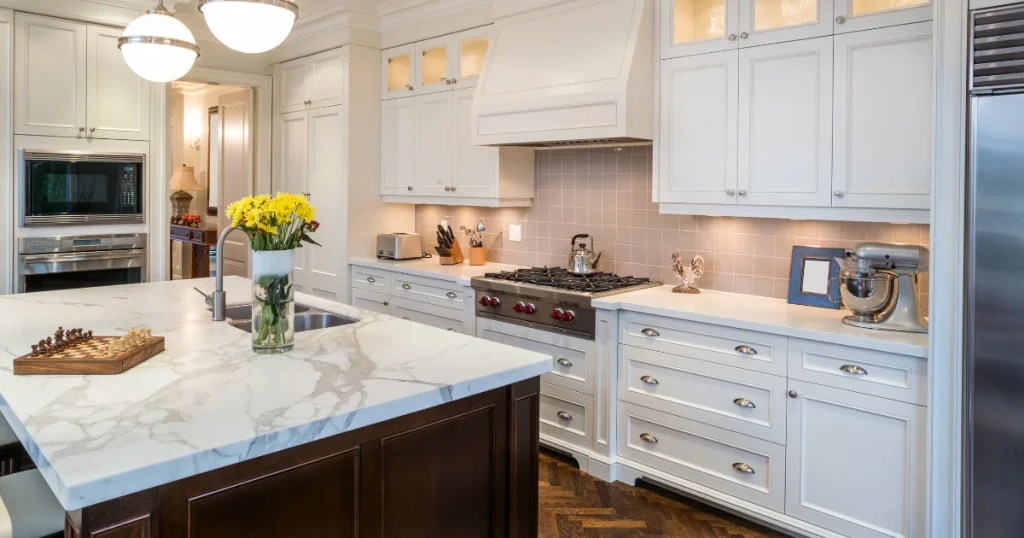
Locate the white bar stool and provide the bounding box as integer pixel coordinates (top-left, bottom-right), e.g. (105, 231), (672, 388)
(0, 470), (65, 538)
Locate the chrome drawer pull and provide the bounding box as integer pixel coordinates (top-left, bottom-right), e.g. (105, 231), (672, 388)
(840, 364), (868, 375)
(640, 433), (658, 444)
(446, 291), (457, 299)
(733, 398), (756, 409)
(446, 328), (456, 332)
(735, 345), (757, 355)
(402, 283), (412, 290)
(732, 462), (755, 474)
(640, 375), (659, 386)
(557, 358), (573, 367)
(556, 411), (573, 421)
(641, 328), (660, 337)
(366, 276), (376, 283)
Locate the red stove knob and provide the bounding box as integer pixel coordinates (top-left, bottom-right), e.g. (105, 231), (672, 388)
(488, 297), (501, 308)
(551, 308), (564, 320)
(560, 310), (576, 323)
(523, 303), (537, 315)
(513, 302), (525, 313)
(479, 296), (491, 307)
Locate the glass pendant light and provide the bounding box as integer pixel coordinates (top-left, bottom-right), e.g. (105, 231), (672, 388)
(198, 0), (299, 54)
(118, 1), (199, 83)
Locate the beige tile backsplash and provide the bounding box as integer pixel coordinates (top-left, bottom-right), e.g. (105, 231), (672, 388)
(415, 146), (930, 309)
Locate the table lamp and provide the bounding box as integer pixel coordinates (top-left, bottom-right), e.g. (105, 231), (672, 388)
(170, 165), (203, 220)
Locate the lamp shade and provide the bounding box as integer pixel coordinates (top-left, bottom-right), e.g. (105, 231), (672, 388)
(171, 165), (203, 191)
(199, 0), (298, 54)
(118, 3), (199, 83)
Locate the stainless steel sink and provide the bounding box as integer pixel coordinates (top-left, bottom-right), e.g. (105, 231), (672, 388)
(223, 303), (311, 321)
(228, 312), (357, 334)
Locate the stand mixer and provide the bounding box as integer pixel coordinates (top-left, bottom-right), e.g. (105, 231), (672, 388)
(835, 242), (929, 334)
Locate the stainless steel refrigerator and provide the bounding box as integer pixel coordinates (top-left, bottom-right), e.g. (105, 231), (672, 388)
(967, 4), (1024, 536)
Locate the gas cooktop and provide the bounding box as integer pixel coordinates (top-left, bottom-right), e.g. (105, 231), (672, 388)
(480, 267), (655, 294)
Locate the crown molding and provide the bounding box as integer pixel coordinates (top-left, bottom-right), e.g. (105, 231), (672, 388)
(378, 0), (488, 31)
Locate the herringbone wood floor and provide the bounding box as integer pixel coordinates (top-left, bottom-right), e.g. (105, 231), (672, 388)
(539, 451), (788, 538)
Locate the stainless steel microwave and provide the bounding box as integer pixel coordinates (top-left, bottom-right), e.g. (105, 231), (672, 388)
(19, 150), (145, 227)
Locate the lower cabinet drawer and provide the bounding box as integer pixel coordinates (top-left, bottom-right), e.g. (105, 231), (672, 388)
(351, 266), (391, 294)
(617, 402), (785, 513)
(619, 345), (787, 445)
(539, 382), (593, 451)
(392, 274), (466, 309)
(351, 289), (391, 316)
(391, 297), (465, 334)
(788, 338), (927, 406)
(477, 318), (595, 395)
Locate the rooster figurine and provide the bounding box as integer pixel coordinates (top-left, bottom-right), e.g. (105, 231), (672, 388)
(671, 252), (705, 294)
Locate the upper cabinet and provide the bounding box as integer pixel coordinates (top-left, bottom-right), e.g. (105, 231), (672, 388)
(833, 0), (932, 33)
(14, 13), (150, 140)
(382, 27), (492, 100)
(276, 48), (346, 114)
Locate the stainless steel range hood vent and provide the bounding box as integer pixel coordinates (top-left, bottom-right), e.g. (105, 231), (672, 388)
(502, 137), (653, 149)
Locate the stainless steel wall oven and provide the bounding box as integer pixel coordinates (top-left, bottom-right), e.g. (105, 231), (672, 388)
(20, 150), (145, 227)
(17, 234), (148, 294)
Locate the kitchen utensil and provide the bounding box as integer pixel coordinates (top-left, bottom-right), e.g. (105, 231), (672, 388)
(567, 234), (602, 275)
(834, 242), (928, 333)
(477, 220), (486, 233)
(469, 247), (486, 266)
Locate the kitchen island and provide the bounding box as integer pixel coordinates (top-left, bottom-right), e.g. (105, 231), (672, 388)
(0, 277), (552, 538)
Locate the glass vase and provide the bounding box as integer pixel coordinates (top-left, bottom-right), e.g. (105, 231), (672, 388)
(251, 249), (296, 354)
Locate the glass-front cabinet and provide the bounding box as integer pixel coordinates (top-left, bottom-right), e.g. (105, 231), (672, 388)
(453, 29), (490, 88)
(834, 0), (932, 33)
(382, 28), (492, 99)
(383, 44), (416, 100)
(416, 36), (451, 94)
(740, 0), (833, 47)
(662, 0), (739, 57)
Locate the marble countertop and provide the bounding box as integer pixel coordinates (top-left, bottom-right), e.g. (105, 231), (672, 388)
(593, 285), (928, 357)
(349, 257), (522, 286)
(0, 277), (552, 511)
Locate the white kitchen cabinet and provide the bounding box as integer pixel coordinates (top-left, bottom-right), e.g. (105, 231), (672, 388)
(832, 22), (932, 210)
(348, 264), (477, 335)
(275, 48), (346, 114)
(86, 25), (150, 141)
(786, 379), (926, 538)
(276, 110), (310, 292)
(659, 51), (737, 204)
(661, 0), (739, 58)
(382, 44), (417, 100)
(738, 36), (833, 207)
(834, 0), (932, 34)
(415, 34), (452, 95)
(381, 97), (417, 196)
(383, 27), (492, 99)
(451, 27), (491, 89)
(740, 0), (833, 47)
(413, 92), (454, 197)
(452, 87), (496, 198)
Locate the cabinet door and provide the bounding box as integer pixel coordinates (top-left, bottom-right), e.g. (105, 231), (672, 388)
(382, 44), (416, 100)
(381, 97), (417, 195)
(738, 37), (832, 207)
(834, 0), (932, 34)
(86, 24), (150, 141)
(14, 13), (86, 137)
(308, 48), (346, 109)
(278, 57), (310, 114)
(276, 111), (310, 291)
(452, 87), (494, 198)
(661, 0), (739, 59)
(450, 27), (491, 89)
(659, 51), (738, 204)
(414, 92), (454, 196)
(832, 23), (932, 210)
(738, 0), (832, 47)
(786, 380), (926, 538)
(415, 35), (453, 95)
(306, 105), (346, 300)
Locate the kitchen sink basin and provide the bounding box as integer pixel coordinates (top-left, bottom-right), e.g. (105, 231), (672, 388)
(223, 303), (311, 321)
(228, 312), (357, 334)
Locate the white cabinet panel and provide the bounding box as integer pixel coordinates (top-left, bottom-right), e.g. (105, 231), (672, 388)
(834, 0), (932, 34)
(540, 382), (594, 450)
(788, 338), (928, 405)
(661, 0), (740, 59)
(306, 105), (346, 300)
(478, 318), (593, 395)
(278, 59), (310, 114)
(391, 297), (465, 333)
(832, 22), (932, 210)
(659, 51), (738, 204)
(381, 97), (416, 195)
(450, 27), (491, 89)
(382, 44), (417, 100)
(786, 380), (926, 538)
(415, 34), (453, 95)
(14, 13), (86, 137)
(414, 92), (453, 196)
(309, 49), (346, 109)
(738, 36), (832, 207)
(276, 111), (309, 292)
(352, 288), (391, 315)
(86, 25), (150, 140)
(452, 87), (494, 198)
(739, 0), (832, 47)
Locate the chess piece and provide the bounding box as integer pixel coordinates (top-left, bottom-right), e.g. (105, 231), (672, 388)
(30, 344), (38, 357)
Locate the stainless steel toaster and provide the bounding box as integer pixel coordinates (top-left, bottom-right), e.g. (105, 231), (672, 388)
(376, 233), (422, 260)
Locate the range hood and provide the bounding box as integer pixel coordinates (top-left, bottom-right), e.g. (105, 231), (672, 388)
(472, 0), (654, 147)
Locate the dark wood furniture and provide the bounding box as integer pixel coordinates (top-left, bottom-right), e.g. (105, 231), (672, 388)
(64, 377), (540, 538)
(169, 224), (218, 279)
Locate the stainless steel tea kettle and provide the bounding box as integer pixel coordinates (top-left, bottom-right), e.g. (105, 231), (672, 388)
(568, 234), (602, 275)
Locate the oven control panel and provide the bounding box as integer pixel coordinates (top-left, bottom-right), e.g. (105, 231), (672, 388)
(19, 233), (148, 255)
(474, 289), (596, 340)
(121, 165), (138, 208)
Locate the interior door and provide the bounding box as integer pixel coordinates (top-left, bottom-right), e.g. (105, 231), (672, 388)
(86, 24), (150, 140)
(659, 51), (738, 204)
(738, 36), (832, 207)
(218, 89), (254, 278)
(381, 97), (416, 195)
(413, 92), (453, 196)
(276, 110), (309, 292)
(306, 105), (346, 301)
(452, 87), (493, 198)
(739, 0), (832, 47)
(278, 57), (310, 114)
(14, 13), (86, 138)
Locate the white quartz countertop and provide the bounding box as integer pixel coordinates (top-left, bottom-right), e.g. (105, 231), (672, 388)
(349, 257), (522, 286)
(0, 277), (552, 511)
(593, 285), (928, 357)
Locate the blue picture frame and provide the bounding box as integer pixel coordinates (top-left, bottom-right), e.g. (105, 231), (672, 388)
(787, 246), (845, 309)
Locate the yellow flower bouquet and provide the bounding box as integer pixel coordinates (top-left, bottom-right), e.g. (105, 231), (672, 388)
(226, 193), (320, 353)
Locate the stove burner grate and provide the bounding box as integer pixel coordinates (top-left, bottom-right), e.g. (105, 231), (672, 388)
(482, 267), (651, 293)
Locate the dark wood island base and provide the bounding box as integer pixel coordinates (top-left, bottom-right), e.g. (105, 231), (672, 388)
(64, 377), (540, 538)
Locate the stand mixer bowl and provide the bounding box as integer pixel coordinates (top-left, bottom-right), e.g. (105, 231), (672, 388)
(838, 269), (896, 321)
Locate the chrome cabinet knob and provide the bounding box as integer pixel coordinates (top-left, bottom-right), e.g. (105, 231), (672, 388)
(641, 328), (660, 337)
(556, 411), (573, 421)
(451, 78), (458, 84)
(788, 390), (798, 398)
(89, 127), (96, 133)
(732, 462), (755, 474)
(640, 375), (659, 385)
(836, 15), (847, 24)
(406, 84), (414, 91)
(446, 291), (457, 299)
(383, 300), (389, 306)
(450, 186), (456, 192)
(737, 190), (748, 196)
(739, 32), (749, 39)
(557, 358), (573, 367)
(445, 186), (451, 192)
(78, 127), (85, 132)
(733, 398), (756, 409)
(840, 364), (868, 375)
(407, 185), (413, 191)
(402, 317), (410, 320)
(735, 345), (757, 355)
(728, 34), (737, 41)
(640, 433), (658, 444)
(402, 283), (411, 290)
(833, 190), (845, 198)
(726, 189), (736, 196)
(366, 276), (376, 283)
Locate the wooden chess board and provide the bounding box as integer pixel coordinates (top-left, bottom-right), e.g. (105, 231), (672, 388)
(14, 336), (165, 376)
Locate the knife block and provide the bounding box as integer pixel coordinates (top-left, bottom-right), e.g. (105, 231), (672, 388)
(440, 237), (466, 265)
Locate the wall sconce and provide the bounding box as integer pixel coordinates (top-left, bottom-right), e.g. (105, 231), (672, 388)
(188, 134), (201, 151)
